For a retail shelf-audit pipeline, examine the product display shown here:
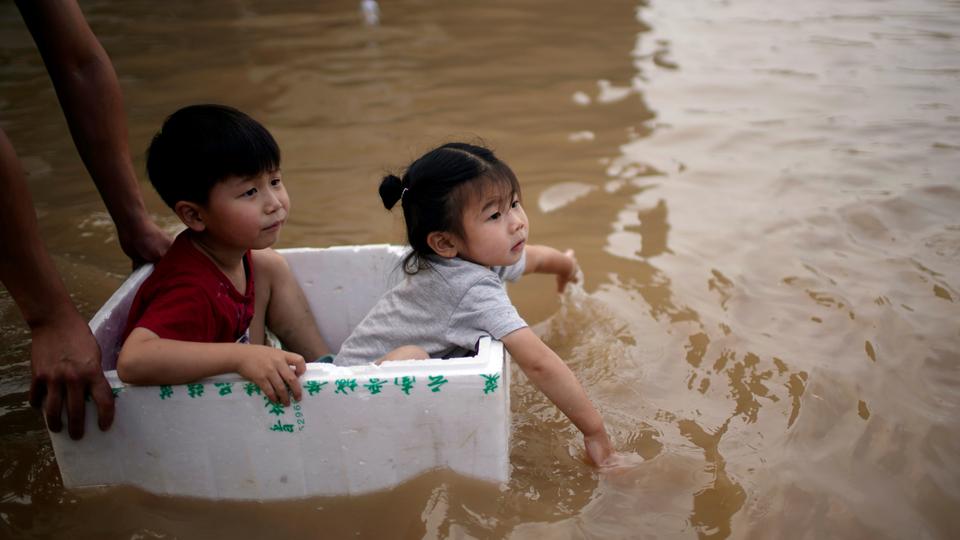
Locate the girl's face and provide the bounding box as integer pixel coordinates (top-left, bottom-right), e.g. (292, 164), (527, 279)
(454, 185), (528, 267)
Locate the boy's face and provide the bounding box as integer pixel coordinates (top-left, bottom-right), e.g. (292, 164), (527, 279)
(454, 185), (528, 268)
(198, 169), (289, 252)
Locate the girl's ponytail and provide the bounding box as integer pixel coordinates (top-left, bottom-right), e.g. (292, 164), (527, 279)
(379, 174), (404, 210)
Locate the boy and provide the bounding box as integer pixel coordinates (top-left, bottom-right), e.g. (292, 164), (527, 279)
(117, 104), (328, 405)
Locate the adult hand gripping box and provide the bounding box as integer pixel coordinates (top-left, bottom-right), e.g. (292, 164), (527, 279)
(47, 245), (511, 500)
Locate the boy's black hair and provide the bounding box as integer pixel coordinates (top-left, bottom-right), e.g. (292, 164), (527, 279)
(379, 142), (521, 273)
(146, 104), (280, 208)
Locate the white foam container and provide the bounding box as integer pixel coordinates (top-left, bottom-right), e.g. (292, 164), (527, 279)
(48, 245), (511, 500)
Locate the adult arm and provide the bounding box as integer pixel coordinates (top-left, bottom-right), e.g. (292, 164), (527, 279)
(523, 244), (579, 292)
(0, 129), (114, 439)
(500, 327), (614, 466)
(16, 0), (171, 266)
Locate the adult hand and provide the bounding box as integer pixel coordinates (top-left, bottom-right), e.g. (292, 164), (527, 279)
(28, 308), (114, 439)
(118, 218), (172, 268)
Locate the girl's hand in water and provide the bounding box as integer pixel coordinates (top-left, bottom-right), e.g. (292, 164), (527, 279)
(585, 432), (637, 470)
(583, 428), (617, 467)
(557, 249), (581, 293)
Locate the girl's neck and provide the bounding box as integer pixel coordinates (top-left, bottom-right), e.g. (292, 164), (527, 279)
(455, 254), (488, 269)
(189, 234), (248, 293)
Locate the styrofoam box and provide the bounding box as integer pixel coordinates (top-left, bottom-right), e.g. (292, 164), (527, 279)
(48, 245), (511, 500)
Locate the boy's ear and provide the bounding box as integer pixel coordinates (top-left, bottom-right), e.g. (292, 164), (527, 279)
(174, 201), (206, 232)
(427, 231), (459, 258)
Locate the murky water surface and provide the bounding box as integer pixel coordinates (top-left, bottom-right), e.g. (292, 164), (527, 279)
(2, 0), (959, 538)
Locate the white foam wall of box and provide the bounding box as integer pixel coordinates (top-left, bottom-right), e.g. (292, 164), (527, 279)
(49, 245), (511, 500)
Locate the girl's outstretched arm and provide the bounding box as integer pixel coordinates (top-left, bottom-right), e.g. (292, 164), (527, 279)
(500, 327), (614, 466)
(523, 245), (579, 292)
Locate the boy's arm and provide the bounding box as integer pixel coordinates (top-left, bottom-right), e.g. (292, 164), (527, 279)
(523, 245), (579, 292)
(500, 327), (614, 466)
(118, 327), (306, 405)
(254, 250), (330, 360)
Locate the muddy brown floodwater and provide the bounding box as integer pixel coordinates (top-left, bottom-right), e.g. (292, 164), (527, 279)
(1, 0), (958, 538)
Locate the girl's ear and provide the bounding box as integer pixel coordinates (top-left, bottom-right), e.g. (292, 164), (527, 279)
(427, 231), (459, 258)
(174, 201), (206, 232)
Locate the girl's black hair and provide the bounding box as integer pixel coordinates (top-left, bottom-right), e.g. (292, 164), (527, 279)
(380, 142), (521, 273)
(146, 104), (280, 208)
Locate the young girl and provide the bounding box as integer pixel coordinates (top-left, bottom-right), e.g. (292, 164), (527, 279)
(336, 142), (616, 467)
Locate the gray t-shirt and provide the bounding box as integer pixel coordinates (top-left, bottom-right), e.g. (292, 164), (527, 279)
(335, 253), (527, 366)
